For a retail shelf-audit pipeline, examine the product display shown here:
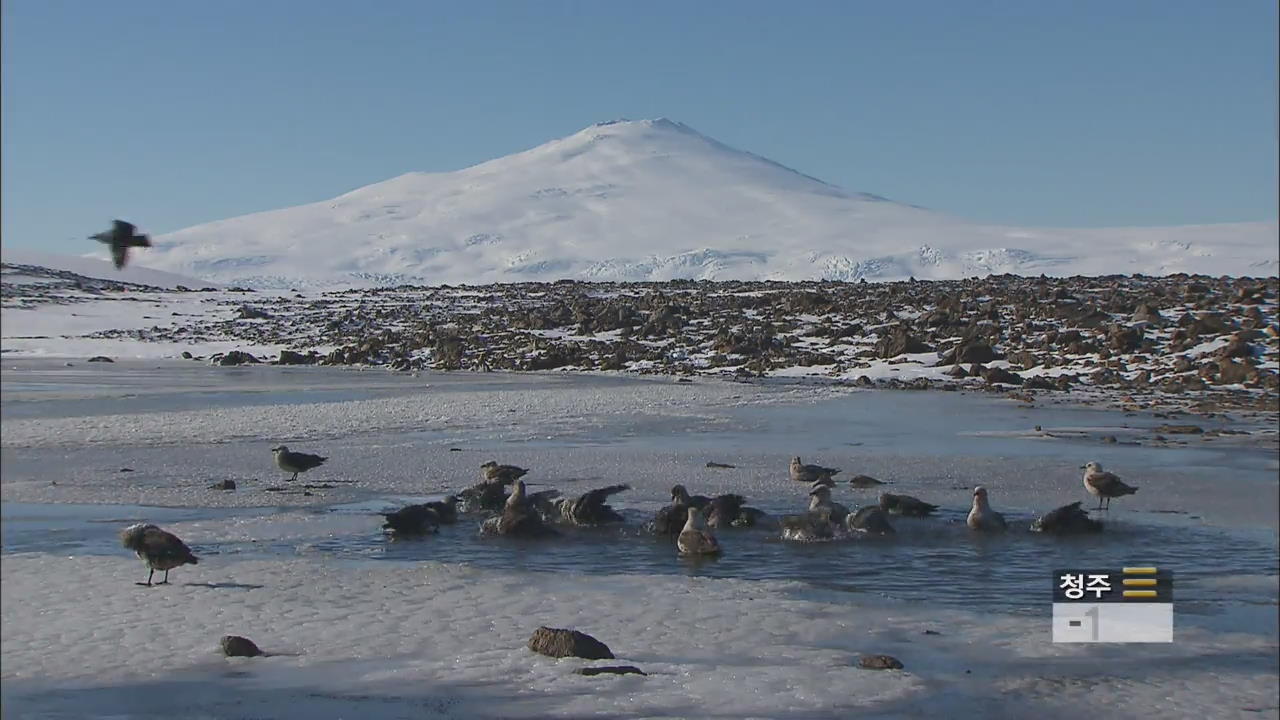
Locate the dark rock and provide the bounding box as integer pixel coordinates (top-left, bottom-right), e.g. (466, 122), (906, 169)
(982, 366), (1022, 386)
(181, 351), (194, 359)
(220, 635), (263, 658)
(854, 375), (873, 387)
(216, 350), (260, 366)
(276, 350), (318, 365)
(936, 340), (1001, 366)
(527, 627), (614, 660)
(87, 356), (114, 363)
(208, 479), (237, 490)
(874, 326), (932, 358)
(1215, 359), (1255, 385)
(575, 665), (646, 677)
(858, 654), (904, 670)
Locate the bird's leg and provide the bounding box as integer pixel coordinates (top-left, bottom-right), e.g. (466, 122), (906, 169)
(158, 569), (170, 585)
(136, 568), (155, 587)
(1096, 497), (1104, 510)
(291, 472), (298, 482)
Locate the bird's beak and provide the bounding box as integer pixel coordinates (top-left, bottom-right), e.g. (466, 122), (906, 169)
(1078, 465), (1086, 469)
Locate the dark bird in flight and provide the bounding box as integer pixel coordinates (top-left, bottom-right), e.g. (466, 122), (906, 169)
(90, 220), (152, 270)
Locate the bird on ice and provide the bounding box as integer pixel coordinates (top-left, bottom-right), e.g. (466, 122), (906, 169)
(270, 445), (327, 482)
(1081, 461), (1138, 510)
(480, 480), (559, 538)
(480, 461), (528, 484)
(790, 456), (840, 483)
(966, 486), (1007, 532)
(90, 220), (152, 270)
(677, 507), (722, 556)
(120, 523), (199, 586)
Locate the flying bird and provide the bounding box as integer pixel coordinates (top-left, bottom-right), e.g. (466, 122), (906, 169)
(1081, 462), (1138, 510)
(271, 445), (327, 482)
(90, 220), (151, 270)
(120, 523), (198, 586)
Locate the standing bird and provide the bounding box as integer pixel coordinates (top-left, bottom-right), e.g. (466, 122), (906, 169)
(90, 220), (152, 270)
(1081, 462), (1138, 510)
(677, 507), (722, 556)
(271, 445), (327, 482)
(790, 456), (840, 484)
(1031, 501), (1103, 534)
(879, 493), (939, 517)
(967, 486), (1007, 532)
(555, 484), (630, 526)
(120, 523), (198, 586)
(480, 461), (528, 484)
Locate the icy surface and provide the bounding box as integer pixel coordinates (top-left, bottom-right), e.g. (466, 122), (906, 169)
(2, 362), (1277, 719)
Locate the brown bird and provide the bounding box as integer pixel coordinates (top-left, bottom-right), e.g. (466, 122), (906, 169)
(677, 507), (721, 556)
(120, 523), (198, 586)
(480, 461), (529, 484)
(90, 220), (151, 270)
(1081, 461), (1138, 510)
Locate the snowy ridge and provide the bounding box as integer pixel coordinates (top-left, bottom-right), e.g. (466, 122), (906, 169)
(117, 118), (1274, 288)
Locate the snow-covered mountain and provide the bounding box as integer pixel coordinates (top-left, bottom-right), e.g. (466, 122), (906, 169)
(2, 247), (220, 289)
(136, 118), (1277, 288)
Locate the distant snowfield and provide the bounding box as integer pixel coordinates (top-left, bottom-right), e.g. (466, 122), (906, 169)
(99, 118), (1277, 289)
(1, 247), (220, 289)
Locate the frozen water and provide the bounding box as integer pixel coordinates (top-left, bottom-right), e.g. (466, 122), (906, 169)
(2, 360), (1277, 719)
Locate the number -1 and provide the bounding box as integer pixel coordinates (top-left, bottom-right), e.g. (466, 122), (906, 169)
(1085, 605), (1100, 641)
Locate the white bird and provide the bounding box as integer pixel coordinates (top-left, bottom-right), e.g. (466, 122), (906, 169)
(808, 485), (849, 524)
(1081, 461), (1138, 510)
(677, 507), (721, 556)
(967, 486), (1007, 532)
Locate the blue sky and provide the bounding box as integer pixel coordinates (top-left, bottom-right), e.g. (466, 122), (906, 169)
(2, 0), (1276, 254)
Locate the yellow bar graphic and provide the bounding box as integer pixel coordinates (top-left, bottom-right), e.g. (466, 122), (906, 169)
(1123, 567), (1158, 575)
(1123, 590), (1158, 598)
(1123, 578), (1158, 587)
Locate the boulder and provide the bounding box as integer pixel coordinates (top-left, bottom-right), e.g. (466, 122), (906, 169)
(276, 350), (318, 365)
(215, 351), (260, 366)
(527, 627), (614, 660)
(982, 367), (1023, 386)
(87, 356), (114, 363)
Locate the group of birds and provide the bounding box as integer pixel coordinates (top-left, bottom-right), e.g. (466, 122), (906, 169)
(119, 447), (1140, 585)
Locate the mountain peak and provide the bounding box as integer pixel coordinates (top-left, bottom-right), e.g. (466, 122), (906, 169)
(142, 121), (1279, 288)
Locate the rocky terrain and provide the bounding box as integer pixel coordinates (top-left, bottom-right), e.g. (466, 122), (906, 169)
(6, 261), (1276, 412)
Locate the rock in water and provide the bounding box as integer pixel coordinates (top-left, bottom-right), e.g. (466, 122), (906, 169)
(220, 635), (263, 657)
(527, 627), (614, 660)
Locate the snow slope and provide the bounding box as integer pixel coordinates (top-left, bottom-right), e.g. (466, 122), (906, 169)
(1, 248), (221, 289)
(137, 118), (1277, 288)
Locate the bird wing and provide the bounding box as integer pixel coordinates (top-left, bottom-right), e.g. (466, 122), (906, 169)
(129, 234), (152, 248)
(114, 220), (136, 235)
(1089, 471), (1128, 494)
(110, 244), (128, 269)
(580, 484), (630, 508)
(142, 528), (196, 563)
